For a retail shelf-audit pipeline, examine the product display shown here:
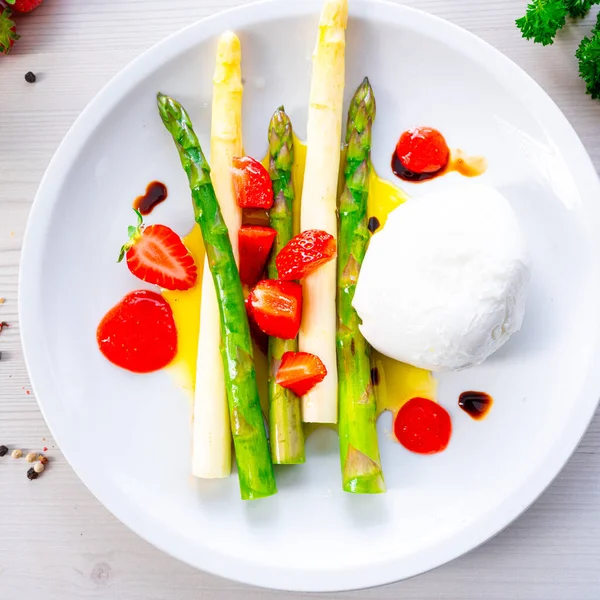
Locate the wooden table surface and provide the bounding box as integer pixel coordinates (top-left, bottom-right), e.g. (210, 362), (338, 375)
(2, 0), (600, 598)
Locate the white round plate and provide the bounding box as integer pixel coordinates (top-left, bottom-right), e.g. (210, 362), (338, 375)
(19, 0), (600, 592)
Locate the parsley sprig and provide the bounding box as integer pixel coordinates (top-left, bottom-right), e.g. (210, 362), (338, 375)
(517, 0), (600, 99)
(576, 13), (600, 97)
(516, 0), (567, 45)
(566, 0), (600, 17)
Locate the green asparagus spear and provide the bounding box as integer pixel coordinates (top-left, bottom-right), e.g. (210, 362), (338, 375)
(266, 107), (305, 465)
(337, 78), (385, 494)
(157, 93), (276, 500)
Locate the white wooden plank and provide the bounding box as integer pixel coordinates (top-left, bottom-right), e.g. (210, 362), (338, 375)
(1, 0), (600, 598)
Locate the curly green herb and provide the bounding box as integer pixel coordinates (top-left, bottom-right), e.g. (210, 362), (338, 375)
(576, 13), (600, 98)
(516, 0), (567, 46)
(565, 0), (600, 18)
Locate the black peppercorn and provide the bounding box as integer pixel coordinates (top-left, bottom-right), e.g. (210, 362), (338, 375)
(25, 71), (36, 83)
(27, 467), (38, 480)
(367, 216), (380, 233)
(0, 445), (8, 457)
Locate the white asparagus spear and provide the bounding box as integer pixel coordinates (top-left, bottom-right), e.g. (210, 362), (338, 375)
(192, 31), (243, 478)
(299, 0), (348, 423)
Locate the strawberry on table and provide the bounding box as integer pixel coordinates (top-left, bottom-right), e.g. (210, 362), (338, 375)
(247, 279), (302, 340)
(275, 229), (336, 281)
(0, 9), (19, 54)
(118, 209), (197, 291)
(238, 225), (277, 286)
(276, 351), (327, 397)
(5, 0), (44, 13)
(232, 156), (274, 209)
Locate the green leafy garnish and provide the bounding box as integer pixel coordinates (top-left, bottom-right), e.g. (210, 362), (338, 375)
(516, 0), (567, 46)
(576, 13), (600, 98)
(517, 0), (600, 100)
(565, 0), (600, 17)
(0, 9), (19, 55)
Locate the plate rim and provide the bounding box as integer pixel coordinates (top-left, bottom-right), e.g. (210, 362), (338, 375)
(19, 0), (600, 591)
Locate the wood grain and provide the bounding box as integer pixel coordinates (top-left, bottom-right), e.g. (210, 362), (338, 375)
(2, 0), (600, 598)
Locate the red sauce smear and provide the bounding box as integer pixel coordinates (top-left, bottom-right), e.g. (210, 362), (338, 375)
(97, 289), (177, 373)
(458, 391), (493, 421)
(394, 397), (452, 454)
(133, 181), (168, 216)
(392, 127), (486, 182)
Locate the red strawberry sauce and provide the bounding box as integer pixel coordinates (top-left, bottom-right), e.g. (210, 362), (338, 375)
(394, 397), (452, 454)
(97, 290), (177, 373)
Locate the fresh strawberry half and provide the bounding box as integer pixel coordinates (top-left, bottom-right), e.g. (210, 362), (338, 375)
(245, 295), (268, 355)
(276, 351), (327, 397)
(232, 156), (274, 209)
(247, 279), (302, 340)
(238, 225), (277, 286)
(0, 9), (19, 54)
(6, 0), (44, 13)
(275, 229), (336, 281)
(118, 210), (197, 291)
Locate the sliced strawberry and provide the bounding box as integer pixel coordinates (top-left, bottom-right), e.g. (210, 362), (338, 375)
(276, 351), (327, 397)
(275, 229), (336, 281)
(118, 210), (197, 291)
(232, 156), (274, 209)
(245, 295), (268, 355)
(238, 225), (277, 286)
(247, 279), (302, 340)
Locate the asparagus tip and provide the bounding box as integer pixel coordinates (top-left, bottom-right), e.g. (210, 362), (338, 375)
(156, 93), (188, 135)
(156, 92), (169, 114)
